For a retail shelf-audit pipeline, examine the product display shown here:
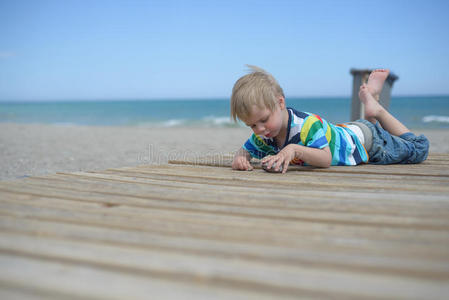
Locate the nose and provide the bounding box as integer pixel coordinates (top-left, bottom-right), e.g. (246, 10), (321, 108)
(254, 124), (265, 135)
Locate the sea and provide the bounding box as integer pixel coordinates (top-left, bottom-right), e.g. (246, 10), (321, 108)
(1, 96), (449, 129)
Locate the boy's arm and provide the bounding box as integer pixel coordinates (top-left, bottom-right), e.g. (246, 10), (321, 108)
(262, 144), (331, 173)
(232, 147), (253, 171)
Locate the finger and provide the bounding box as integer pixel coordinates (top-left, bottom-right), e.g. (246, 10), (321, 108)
(267, 158), (277, 170)
(270, 157), (279, 171)
(282, 159), (289, 174)
(274, 157), (285, 172)
(262, 156), (273, 168)
(267, 158), (277, 171)
(261, 155), (273, 164)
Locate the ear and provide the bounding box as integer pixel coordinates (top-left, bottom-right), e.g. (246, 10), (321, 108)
(277, 96), (286, 110)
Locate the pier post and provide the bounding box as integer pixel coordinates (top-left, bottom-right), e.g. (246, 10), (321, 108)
(350, 69), (398, 121)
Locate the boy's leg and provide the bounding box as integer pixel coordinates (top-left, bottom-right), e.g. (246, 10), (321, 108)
(363, 69), (389, 123)
(360, 69), (429, 164)
(366, 69), (389, 101)
(359, 84), (410, 137)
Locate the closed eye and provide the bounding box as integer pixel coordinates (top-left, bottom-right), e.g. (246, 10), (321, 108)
(246, 113), (270, 128)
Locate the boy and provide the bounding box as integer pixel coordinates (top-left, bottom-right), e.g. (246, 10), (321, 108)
(231, 65), (429, 173)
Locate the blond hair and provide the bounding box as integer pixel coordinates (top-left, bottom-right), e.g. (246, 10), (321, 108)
(230, 65), (285, 122)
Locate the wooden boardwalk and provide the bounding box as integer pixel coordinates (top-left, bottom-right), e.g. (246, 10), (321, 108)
(1, 154), (449, 299)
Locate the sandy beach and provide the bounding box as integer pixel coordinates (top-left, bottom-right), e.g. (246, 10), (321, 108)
(1, 122), (448, 181)
(0, 123), (250, 180)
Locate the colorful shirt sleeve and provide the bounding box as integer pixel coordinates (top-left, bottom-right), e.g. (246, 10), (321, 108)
(299, 115), (330, 149)
(243, 134), (277, 159)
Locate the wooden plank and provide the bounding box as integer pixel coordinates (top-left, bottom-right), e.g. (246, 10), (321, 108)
(3, 175), (448, 223)
(6, 171), (449, 213)
(1, 212), (448, 280)
(0, 281), (79, 300)
(99, 167), (449, 194)
(0, 252), (286, 300)
(6, 167), (449, 207)
(0, 155), (448, 299)
(66, 168), (449, 200)
(2, 195), (448, 251)
(1, 194), (448, 260)
(1, 188), (449, 262)
(168, 154), (449, 176)
(0, 165), (448, 243)
(1, 179), (449, 235)
(54, 167), (449, 198)
(0, 232), (448, 299)
(1, 214), (447, 272)
(111, 164), (449, 184)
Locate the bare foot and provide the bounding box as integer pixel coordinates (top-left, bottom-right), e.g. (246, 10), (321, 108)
(367, 69), (389, 101)
(359, 83), (385, 123)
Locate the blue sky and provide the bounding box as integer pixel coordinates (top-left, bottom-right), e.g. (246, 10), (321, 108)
(1, 0), (449, 101)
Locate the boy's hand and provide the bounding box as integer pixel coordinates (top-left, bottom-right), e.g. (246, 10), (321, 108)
(232, 156), (253, 171)
(261, 144), (296, 174)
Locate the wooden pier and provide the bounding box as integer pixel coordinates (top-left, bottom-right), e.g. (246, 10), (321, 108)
(1, 154), (449, 299)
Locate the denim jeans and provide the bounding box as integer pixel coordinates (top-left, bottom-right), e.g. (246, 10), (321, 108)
(356, 119), (429, 165)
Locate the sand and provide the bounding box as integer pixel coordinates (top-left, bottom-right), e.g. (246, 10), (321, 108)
(1, 122), (448, 181)
(0, 123), (250, 180)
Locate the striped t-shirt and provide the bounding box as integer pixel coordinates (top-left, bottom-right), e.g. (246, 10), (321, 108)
(243, 107), (369, 166)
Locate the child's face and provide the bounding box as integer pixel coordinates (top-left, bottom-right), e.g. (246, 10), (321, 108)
(244, 100), (286, 139)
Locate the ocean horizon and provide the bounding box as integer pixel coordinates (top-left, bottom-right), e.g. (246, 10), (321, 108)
(1, 96), (449, 129)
